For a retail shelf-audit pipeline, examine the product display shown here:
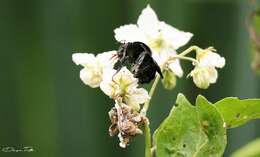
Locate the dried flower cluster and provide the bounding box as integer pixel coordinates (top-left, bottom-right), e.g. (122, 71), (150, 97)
(109, 103), (147, 148)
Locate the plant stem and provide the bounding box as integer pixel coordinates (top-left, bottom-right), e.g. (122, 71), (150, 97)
(161, 45), (200, 68)
(141, 75), (160, 157)
(144, 122), (152, 157)
(141, 75), (160, 116)
(168, 55), (198, 64)
(151, 146), (156, 156)
(178, 45), (200, 56)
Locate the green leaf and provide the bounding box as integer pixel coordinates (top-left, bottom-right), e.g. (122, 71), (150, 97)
(194, 95), (227, 157)
(231, 138), (260, 157)
(214, 97), (260, 128)
(153, 94), (226, 157)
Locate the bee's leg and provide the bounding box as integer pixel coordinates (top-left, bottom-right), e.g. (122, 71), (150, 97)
(152, 58), (163, 78)
(112, 58), (129, 82)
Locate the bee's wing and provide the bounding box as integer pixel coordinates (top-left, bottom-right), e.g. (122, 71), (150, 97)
(134, 52), (164, 78)
(131, 52), (146, 73)
(133, 52), (163, 83)
(139, 43), (163, 78)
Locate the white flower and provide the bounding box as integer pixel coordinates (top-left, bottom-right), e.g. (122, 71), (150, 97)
(100, 67), (149, 111)
(190, 66), (218, 89)
(189, 47), (225, 89)
(72, 51), (117, 88)
(196, 47), (225, 68)
(114, 5), (193, 77)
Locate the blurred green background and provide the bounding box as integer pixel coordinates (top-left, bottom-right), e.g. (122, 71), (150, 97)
(0, 0), (260, 157)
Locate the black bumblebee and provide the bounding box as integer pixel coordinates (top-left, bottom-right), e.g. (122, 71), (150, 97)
(113, 42), (163, 84)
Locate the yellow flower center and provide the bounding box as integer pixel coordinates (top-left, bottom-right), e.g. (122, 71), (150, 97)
(148, 35), (165, 54)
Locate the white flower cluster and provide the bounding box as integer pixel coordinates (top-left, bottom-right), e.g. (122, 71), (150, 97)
(113, 5), (225, 89)
(72, 52), (149, 109)
(114, 5), (192, 78)
(72, 4), (226, 148)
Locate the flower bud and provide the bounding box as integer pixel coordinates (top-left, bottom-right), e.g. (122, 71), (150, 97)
(161, 69), (177, 90)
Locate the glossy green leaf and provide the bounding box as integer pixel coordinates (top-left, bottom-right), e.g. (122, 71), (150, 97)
(215, 97), (260, 128)
(231, 138), (260, 157)
(153, 94), (226, 157)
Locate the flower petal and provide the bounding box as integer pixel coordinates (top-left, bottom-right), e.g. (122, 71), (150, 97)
(207, 67), (218, 83)
(168, 59), (183, 77)
(80, 68), (101, 88)
(206, 52), (225, 68)
(125, 88), (150, 111)
(100, 81), (116, 98)
(151, 51), (168, 67)
(97, 50), (118, 68)
(137, 5), (160, 38)
(114, 24), (147, 43)
(159, 22), (193, 50)
(191, 67), (210, 89)
(113, 67), (138, 87)
(189, 66), (218, 89)
(197, 50), (225, 68)
(100, 69), (117, 97)
(130, 88), (150, 104)
(72, 53), (96, 67)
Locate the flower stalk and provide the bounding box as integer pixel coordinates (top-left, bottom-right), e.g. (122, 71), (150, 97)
(141, 75), (160, 157)
(144, 122), (152, 157)
(141, 75), (161, 116)
(168, 55), (198, 65)
(178, 45), (200, 56)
